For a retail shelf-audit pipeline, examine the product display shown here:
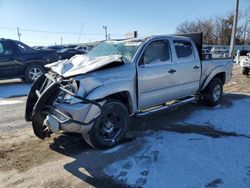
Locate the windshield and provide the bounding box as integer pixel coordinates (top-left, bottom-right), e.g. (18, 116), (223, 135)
(88, 41), (142, 61)
(16, 41), (35, 53)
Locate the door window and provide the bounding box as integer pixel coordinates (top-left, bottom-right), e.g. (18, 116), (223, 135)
(173, 40), (194, 59)
(0, 41), (13, 55)
(0, 43), (3, 54)
(142, 40), (171, 65)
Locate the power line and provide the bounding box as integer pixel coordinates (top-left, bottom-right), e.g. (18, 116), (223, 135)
(149, 0), (207, 35)
(0, 26), (124, 36)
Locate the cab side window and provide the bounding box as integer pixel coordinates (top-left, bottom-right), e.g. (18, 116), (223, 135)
(142, 40), (170, 65)
(173, 40), (193, 59)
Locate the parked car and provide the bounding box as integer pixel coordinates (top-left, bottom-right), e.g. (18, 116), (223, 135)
(202, 49), (212, 59)
(239, 50), (250, 56)
(240, 54), (250, 75)
(65, 44), (78, 49)
(33, 46), (44, 50)
(43, 45), (66, 52)
(211, 49), (229, 59)
(65, 45), (88, 51)
(74, 46), (88, 53)
(57, 48), (85, 60)
(65, 45), (88, 54)
(0, 39), (58, 82)
(25, 33), (233, 149)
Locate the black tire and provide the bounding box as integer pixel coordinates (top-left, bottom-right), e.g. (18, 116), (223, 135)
(242, 67), (249, 75)
(200, 78), (223, 107)
(25, 64), (45, 83)
(83, 99), (129, 149)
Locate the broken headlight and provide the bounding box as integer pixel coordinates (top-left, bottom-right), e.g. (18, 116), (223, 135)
(56, 80), (79, 104)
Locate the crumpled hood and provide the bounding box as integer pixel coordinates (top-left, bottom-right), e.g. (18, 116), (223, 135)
(45, 54), (124, 77)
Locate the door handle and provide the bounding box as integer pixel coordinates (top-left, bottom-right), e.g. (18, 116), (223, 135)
(193, 65), (199, 69)
(168, 69), (176, 74)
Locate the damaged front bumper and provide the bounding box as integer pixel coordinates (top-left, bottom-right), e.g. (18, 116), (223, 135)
(25, 73), (102, 139)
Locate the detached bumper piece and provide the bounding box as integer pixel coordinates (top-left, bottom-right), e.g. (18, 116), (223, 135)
(25, 73), (101, 139)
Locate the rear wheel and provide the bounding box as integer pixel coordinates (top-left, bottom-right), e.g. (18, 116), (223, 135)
(83, 99), (129, 149)
(25, 64), (45, 83)
(200, 78), (223, 107)
(242, 67), (249, 75)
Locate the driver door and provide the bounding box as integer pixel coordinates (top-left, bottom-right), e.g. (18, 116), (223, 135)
(0, 41), (22, 78)
(137, 39), (178, 110)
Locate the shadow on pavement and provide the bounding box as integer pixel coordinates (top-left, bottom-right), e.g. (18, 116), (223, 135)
(48, 93), (250, 187)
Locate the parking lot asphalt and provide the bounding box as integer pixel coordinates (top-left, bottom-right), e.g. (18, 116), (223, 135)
(0, 64), (250, 187)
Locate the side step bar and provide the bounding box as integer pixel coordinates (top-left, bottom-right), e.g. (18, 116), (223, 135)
(136, 97), (196, 117)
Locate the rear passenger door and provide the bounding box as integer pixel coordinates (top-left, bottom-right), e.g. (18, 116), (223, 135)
(171, 40), (201, 98)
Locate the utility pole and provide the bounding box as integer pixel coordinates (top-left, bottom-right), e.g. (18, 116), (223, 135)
(103, 26), (108, 40)
(229, 0), (239, 58)
(61, 37), (63, 45)
(78, 22), (84, 43)
(17, 27), (21, 41)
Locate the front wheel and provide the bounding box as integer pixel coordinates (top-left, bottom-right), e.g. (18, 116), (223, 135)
(82, 99), (129, 149)
(200, 78), (223, 107)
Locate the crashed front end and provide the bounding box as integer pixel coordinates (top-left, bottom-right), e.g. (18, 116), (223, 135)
(25, 72), (101, 139)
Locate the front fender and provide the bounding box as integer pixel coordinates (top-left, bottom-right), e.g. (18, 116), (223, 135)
(200, 66), (226, 91)
(86, 81), (137, 113)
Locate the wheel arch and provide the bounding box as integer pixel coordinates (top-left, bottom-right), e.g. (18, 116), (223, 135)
(201, 67), (226, 91)
(86, 82), (136, 114)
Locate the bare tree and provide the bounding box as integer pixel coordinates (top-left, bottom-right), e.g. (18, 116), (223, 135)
(176, 8), (250, 45)
(240, 8), (250, 44)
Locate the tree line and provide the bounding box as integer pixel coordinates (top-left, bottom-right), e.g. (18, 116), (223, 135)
(176, 8), (250, 45)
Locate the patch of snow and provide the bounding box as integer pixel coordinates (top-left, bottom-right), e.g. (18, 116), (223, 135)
(180, 95), (250, 135)
(0, 83), (31, 99)
(104, 132), (250, 188)
(104, 97), (250, 187)
(0, 99), (23, 105)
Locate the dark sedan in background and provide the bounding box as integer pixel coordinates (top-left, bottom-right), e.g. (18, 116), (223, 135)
(43, 44), (88, 60)
(0, 39), (58, 82)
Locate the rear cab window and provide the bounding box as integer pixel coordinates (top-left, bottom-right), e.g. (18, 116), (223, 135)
(173, 40), (194, 60)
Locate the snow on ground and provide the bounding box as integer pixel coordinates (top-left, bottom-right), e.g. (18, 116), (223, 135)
(0, 83), (31, 99)
(0, 99), (23, 105)
(104, 96), (250, 188)
(180, 94), (250, 136)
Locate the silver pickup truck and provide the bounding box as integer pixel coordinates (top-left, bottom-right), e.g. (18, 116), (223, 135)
(25, 33), (233, 149)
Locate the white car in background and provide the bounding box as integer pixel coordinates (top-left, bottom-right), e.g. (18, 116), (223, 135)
(240, 53), (250, 75)
(211, 49), (229, 59)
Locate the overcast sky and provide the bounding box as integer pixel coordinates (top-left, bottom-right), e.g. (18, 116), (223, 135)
(0, 0), (249, 45)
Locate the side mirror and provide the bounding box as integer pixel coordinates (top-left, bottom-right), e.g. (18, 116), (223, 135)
(139, 57), (145, 66)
